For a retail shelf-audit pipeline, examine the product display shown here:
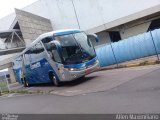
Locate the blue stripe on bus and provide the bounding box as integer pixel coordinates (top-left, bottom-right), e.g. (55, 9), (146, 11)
(63, 57), (97, 69)
(54, 30), (81, 36)
(25, 58), (59, 84)
(14, 58), (59, 85)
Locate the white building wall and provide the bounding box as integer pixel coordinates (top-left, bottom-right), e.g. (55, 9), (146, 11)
(120, 22), (151, 39)
(23, 0), (160, 31)
(96, 32), (111, 47)
(0, 0), (160, 31)
(71, 0), (104, 30)
(22, 0), (79, 30)
(97, 0), (160, 23)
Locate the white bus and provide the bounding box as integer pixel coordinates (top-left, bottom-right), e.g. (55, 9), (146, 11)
(13, 29), (100, 86)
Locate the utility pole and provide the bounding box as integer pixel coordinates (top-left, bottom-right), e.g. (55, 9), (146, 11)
(105, 31), (118, 67)
(110, 42), (119, 68)
(150, 31), (159, 60)
(71, 0), (80, 29)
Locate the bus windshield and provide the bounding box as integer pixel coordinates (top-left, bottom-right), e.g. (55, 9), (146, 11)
(54, 32), (96, 64)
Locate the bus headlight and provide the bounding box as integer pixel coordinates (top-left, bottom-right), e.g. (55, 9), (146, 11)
(64, 68), (75, 71)
(67, 68), (76, 71)
(70, 68), (74, 71)
(64, 68), (82, 71)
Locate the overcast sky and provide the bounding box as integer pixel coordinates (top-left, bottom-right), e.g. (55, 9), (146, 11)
(0, 0), (38, 19)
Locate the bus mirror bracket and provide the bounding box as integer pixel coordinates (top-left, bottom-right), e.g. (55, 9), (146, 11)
(87, 33), (99, 43)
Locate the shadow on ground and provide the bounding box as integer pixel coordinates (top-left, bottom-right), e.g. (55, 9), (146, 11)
(29, 76), (99, 87)
(61, 76), (99, 86)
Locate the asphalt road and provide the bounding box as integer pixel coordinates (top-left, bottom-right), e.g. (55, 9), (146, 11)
(0, 65), (160, 113)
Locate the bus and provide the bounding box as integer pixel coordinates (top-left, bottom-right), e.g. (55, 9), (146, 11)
(12, 29), (100, 87)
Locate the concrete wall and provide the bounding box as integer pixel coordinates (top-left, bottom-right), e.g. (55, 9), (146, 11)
(15, 9), (53, 46)
(108, 17), (153, 39)
(22, 0), (79, 30)
(23, 0), (160, 31)
(1, 0), (160, 31)
(0, 53), (18, 61)
(0, 0), (159, 48)
(94, 32), (111, 47)
(120, 22), (151, 39)
(8, 67), (16, 83)
(0, 53), (17, 71)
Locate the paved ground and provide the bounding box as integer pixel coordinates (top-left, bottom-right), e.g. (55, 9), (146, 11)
(0, 65), (160, 113)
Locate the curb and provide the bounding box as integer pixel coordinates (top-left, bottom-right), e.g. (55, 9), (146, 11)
(99, 60), (160, 71)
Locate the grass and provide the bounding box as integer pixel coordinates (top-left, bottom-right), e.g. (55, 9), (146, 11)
(139, 61), (149, 66)
(0, 82), (9, 96)
(0, 82), (8, 91)
(139, 60), (160, 66)
(100, 60), (160, 71)
(0, 89), (46, 96)
(155, 60), (160, 64)
(9, 90), (33, 94)
(0, 90), (33, 96)
(0, 82), (7, 88)
(0, 82), (48, 96)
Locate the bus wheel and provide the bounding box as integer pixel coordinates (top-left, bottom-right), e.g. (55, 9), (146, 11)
(80, 76), (85, 80)
(52, 75), (60, 86)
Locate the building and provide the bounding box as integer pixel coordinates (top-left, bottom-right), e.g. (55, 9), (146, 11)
(0, 0), (160, 82)
(0, 0), (160, 47)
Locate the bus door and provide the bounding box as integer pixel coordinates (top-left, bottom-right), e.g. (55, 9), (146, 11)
(32, 42), (53, 83)
(13, 56), (23, 84)
(42, 37), (64, 80)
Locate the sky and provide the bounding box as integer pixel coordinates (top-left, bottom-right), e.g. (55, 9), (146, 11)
(0, 0), (38, 19)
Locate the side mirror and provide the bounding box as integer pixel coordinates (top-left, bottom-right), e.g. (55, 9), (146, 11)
(87, 33), (99, 43)
(45, 42), (56, 50)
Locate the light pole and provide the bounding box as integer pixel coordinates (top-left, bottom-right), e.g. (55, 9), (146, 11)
(110, 42), (118, 67)
(150, 31), (159, 60)
(71, 0), (80, 29)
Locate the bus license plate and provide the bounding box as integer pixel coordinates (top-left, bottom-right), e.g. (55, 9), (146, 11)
(85, 69), (90, 74)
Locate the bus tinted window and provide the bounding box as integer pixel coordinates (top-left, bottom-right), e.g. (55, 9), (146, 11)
(54, 32), (96, 64)
(42, 37), (62, 63)
(24, 42), (46, 64)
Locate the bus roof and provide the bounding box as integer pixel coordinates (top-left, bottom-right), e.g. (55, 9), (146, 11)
(17, 29), (81, 57)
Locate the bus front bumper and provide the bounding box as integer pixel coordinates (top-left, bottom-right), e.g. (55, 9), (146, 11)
(63, 60), (100, 81)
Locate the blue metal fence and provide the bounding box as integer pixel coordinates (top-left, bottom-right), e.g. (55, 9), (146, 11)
(96, 29), (160, 67)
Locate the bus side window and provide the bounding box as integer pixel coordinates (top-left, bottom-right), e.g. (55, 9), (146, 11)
(51, 49), (62, 63)
(42, 37), (62, 63)
(28, 42), (47, 64)
(24, 51), (31, 65)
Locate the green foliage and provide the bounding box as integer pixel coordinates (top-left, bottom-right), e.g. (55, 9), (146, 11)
(139, 61), (148, 66)
(0, 82), (8, 96)
(155, 60), (160, 64)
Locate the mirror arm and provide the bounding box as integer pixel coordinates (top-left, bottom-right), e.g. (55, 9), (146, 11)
(87, 33), (99, 43)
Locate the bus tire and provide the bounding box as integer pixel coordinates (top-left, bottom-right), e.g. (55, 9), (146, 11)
(80, 75), (85, 80)
(51, 74), (60, 87)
